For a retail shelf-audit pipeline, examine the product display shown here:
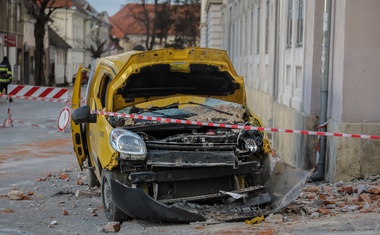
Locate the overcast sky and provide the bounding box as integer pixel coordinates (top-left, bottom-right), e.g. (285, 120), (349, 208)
(88, 0), (127, 16)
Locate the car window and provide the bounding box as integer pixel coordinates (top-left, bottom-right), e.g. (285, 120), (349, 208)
(98, 75), (112, 108)
(85, 60), (97, 103)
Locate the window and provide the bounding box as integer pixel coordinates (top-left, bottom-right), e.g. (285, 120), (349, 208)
(265, 0), (269, 53)
(257, 6), (260, 54)
(295, 66), (302, 88)
(99, 75), (111, 108)
(31, 56), (35, 72)
(286, 65), (291, 86)
(286, 0), (293, 48)
(250, 10), (254, 55)
(17, 3), (21, 21)
(296, 0), (304, 46)
(230, 22), (235, 57)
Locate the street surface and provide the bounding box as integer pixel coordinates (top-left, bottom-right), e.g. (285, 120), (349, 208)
(0, 88), (379, 235)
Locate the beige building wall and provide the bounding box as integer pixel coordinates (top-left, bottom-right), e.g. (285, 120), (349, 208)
(51, 8), (111, 83)
(325, 0), (380, 182)
(202, 0), (380, 182)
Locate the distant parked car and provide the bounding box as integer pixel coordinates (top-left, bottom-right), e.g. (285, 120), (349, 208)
(72, 69), (89, 85)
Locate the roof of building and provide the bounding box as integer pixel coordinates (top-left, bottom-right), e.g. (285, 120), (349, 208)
(48, 26), (71, 49)
(109, 17), (126, 39)
(110, 3), (155, 36)
(51, 0), (109, 25)
(110, 3), (200, 39)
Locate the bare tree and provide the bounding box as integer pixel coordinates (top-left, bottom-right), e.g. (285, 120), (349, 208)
(127, 0), (169, 50)
(25, 0), (58, 86)
(155, 1), (172, 45)
(88, 26), (109, 58)
(169, 0), (200, 48)
(120, 0), (199, 50)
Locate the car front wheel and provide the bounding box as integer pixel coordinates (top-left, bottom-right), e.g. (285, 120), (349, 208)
(101, 169), (130, 222)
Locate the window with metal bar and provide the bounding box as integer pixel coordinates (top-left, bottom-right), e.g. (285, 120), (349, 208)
(286, 0), (293, 48)
(265, 0), (269, 53)
(296, 0), (304, 47)
(257, 6), (260, 54)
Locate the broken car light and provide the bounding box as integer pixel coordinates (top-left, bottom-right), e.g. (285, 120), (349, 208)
(110, 128), (147, 160)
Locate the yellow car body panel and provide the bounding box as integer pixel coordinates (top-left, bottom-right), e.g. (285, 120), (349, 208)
(83, 64), (120, 171)
(104, 48), (246, 111)
(70, 66), (87, 169)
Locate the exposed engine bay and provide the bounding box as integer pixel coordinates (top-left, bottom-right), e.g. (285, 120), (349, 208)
(107, 101), (278, 221)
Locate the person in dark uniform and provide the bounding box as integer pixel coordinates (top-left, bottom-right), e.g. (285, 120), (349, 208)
(0, 56), (13, 102)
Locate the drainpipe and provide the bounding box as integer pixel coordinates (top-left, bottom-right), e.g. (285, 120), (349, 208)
(272, 0), (279, 101)
(6, 0), (10, 57)
(64, 5), (68, 85)
(311, 0), (332, 181)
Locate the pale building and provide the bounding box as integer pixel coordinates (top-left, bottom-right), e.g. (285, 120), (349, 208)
(201, 0), (380, 182)
(0, 0), (25, 84)
(50, 0), (111, 84)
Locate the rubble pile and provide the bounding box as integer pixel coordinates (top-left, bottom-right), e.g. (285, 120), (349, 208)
(184, 104), (245, 124)
(283, 175), (380, 220)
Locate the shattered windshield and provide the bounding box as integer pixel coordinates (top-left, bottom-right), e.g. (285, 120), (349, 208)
(109, 98), (246, 127)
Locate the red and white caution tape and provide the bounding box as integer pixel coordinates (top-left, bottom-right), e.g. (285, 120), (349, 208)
(0, 94), (68, 103)
(93, 110), (380, 140)
(11, 119), (57, 130)
(0, 85), (70, 103)
(8, 85), (68, 99)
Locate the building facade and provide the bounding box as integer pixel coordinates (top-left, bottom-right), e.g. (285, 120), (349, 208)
(201, 0), (380, 182)
(50, 1), (111, 84)
(1, 0), (25, 84)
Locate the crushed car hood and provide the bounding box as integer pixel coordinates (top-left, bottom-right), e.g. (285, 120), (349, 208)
(101, 48), (246, 111)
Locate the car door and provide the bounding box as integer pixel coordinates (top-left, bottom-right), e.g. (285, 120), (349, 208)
(87, 67), (118, 170)
(71, 66), (87, 169)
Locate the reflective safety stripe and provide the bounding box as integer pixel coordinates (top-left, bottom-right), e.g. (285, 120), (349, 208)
(0, 65), (11, 81)
(0, 78), (10, 83)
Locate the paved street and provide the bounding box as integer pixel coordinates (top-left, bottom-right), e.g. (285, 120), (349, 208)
(0, 95), (77, 191)
(0, 89), (379, 235)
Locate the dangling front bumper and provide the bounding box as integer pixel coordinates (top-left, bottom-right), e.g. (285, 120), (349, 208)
(111, 179), (206, 223)
(110, 161), (311, 223)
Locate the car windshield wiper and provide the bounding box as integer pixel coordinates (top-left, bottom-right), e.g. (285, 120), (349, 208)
(148, 110), (171, 117)
(130, 103), (179, 114)
(146, 103), (179, 111)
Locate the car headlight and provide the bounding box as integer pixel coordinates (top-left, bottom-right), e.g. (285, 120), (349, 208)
(110, 128), (147, 160)
(243, 138), (258, 153)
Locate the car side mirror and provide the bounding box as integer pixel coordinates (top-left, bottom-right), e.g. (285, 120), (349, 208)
(71, 105), (97, 123)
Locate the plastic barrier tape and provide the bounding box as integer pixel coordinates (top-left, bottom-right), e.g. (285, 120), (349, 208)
(8, 85), (68, 99)
(93, 110), (380, 140)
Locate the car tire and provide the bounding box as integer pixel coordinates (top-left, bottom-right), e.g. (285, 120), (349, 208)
(101, 169), (130, 222)
(86, 158), (100, 187)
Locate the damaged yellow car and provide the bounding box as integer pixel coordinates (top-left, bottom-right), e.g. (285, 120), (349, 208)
(71, 47), (309, 223)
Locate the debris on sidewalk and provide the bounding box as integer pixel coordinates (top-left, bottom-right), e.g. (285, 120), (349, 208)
(7, 190), (26, 200)
(75, 189), (101, 197)
(245, 215), (264, 224)
(98, 221), (121, 233)
(284, 174), (380, 219)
